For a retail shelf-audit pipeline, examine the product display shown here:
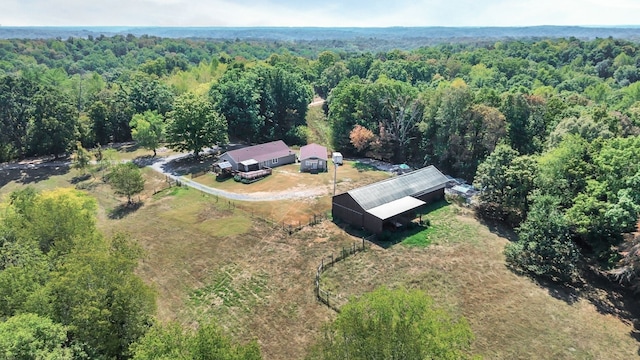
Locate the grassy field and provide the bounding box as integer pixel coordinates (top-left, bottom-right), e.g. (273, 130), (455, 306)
(322, 204), (640, 359)
(1, 158), (639, 359)
(305, 102), (332, 149)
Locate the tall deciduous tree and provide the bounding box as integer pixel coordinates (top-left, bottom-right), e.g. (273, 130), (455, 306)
(505, 194), (581, 282)
(26, 85), (78, 158)
(349, 124), (375, 153)
(473, 144), (536, 225)
(210, 68), (262, 143)
(308, 287), (475, 360)
(167, 92), (227, 158)
(127, 72), (175, 115)
(376, 76), (423, 162)
(0, 75), (38, 160)
(107, 163), (145, 205)
(72, 141), (92, 175)
(130, 110), (165, 156)
(88, 100), (111, 145)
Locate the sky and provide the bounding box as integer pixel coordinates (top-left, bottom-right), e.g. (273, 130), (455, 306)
(3, 0), (640, 27)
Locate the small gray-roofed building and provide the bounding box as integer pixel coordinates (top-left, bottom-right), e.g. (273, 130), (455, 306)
(216, 140), (296, 172)
(212, 160), (234, 177)
(299, 143), (328, 173)
(332, 165), (448, 234)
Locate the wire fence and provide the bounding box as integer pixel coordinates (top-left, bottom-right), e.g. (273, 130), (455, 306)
(152, 175), (181, 195)
(314, 235), (375, 312)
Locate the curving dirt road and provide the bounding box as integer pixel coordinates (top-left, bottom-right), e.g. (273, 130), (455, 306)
(148, 150), (328, 201)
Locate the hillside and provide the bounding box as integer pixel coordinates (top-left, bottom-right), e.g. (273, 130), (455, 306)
(0, 161), (638, 359)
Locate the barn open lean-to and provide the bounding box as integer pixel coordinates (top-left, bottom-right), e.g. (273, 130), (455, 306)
(332, 165), (448, 233)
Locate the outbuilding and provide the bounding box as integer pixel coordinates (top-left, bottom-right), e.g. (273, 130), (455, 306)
(331, 165), (448, 234)
(299, 143), (328, 173)
(216, 140), (296, 172)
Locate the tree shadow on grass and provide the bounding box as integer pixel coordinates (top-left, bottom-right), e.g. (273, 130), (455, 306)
(518, 266), (640, 352)
(132, 155), (165, 167)
(108, 202), (143, 219)
(475, 215), (519, 242)
(69, 173), (92, 184)
(160, 154), (217, 177)
(110, 142), (139, 153)
(3, 164), (71, 187)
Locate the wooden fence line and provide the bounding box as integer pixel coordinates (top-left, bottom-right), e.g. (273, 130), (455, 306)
(314, 235), (375, 312)
(191, 170), (208, 178)
(246, 211), (329, 236)
(153, 175), (180, 195)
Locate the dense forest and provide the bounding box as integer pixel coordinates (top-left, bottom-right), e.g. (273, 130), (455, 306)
(3, 32), (640, 357)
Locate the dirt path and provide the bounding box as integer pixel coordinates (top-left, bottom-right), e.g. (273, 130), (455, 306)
(308, 98), (325, 107)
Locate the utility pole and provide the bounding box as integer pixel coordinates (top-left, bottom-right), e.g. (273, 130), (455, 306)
(333, 158), (337, 196)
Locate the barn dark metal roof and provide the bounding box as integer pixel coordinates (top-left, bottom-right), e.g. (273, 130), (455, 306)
(347, 165), (448, 210)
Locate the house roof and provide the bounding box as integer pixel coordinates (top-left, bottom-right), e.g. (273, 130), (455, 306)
(299, 143), (328, 160)
(223, 140), (292, 164)
(366, 196), (426, 220)
(346, 165), (448, 210)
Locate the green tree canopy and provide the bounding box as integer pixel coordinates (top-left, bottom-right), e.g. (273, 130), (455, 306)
(131, 322), (261, 360)
(473, 144), (536, 225)
(0, 188), (155, 360)
(308, 287), (475, 360)
(130, 110), (165, 156)
(167, 92), (227, 157)
(72, 141), (93, 175)
(0, 313), (74, 360)
(107, 162), (145, 205)
(505, 194), (581, 282)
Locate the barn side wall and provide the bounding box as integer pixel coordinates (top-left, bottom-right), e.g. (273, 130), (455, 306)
(332, 194), (364, 229)
(415, 188), (445, 204)
(363, 212), (384, 234)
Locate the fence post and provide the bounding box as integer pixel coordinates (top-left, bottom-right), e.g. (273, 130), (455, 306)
(362, 237), (365, 250)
